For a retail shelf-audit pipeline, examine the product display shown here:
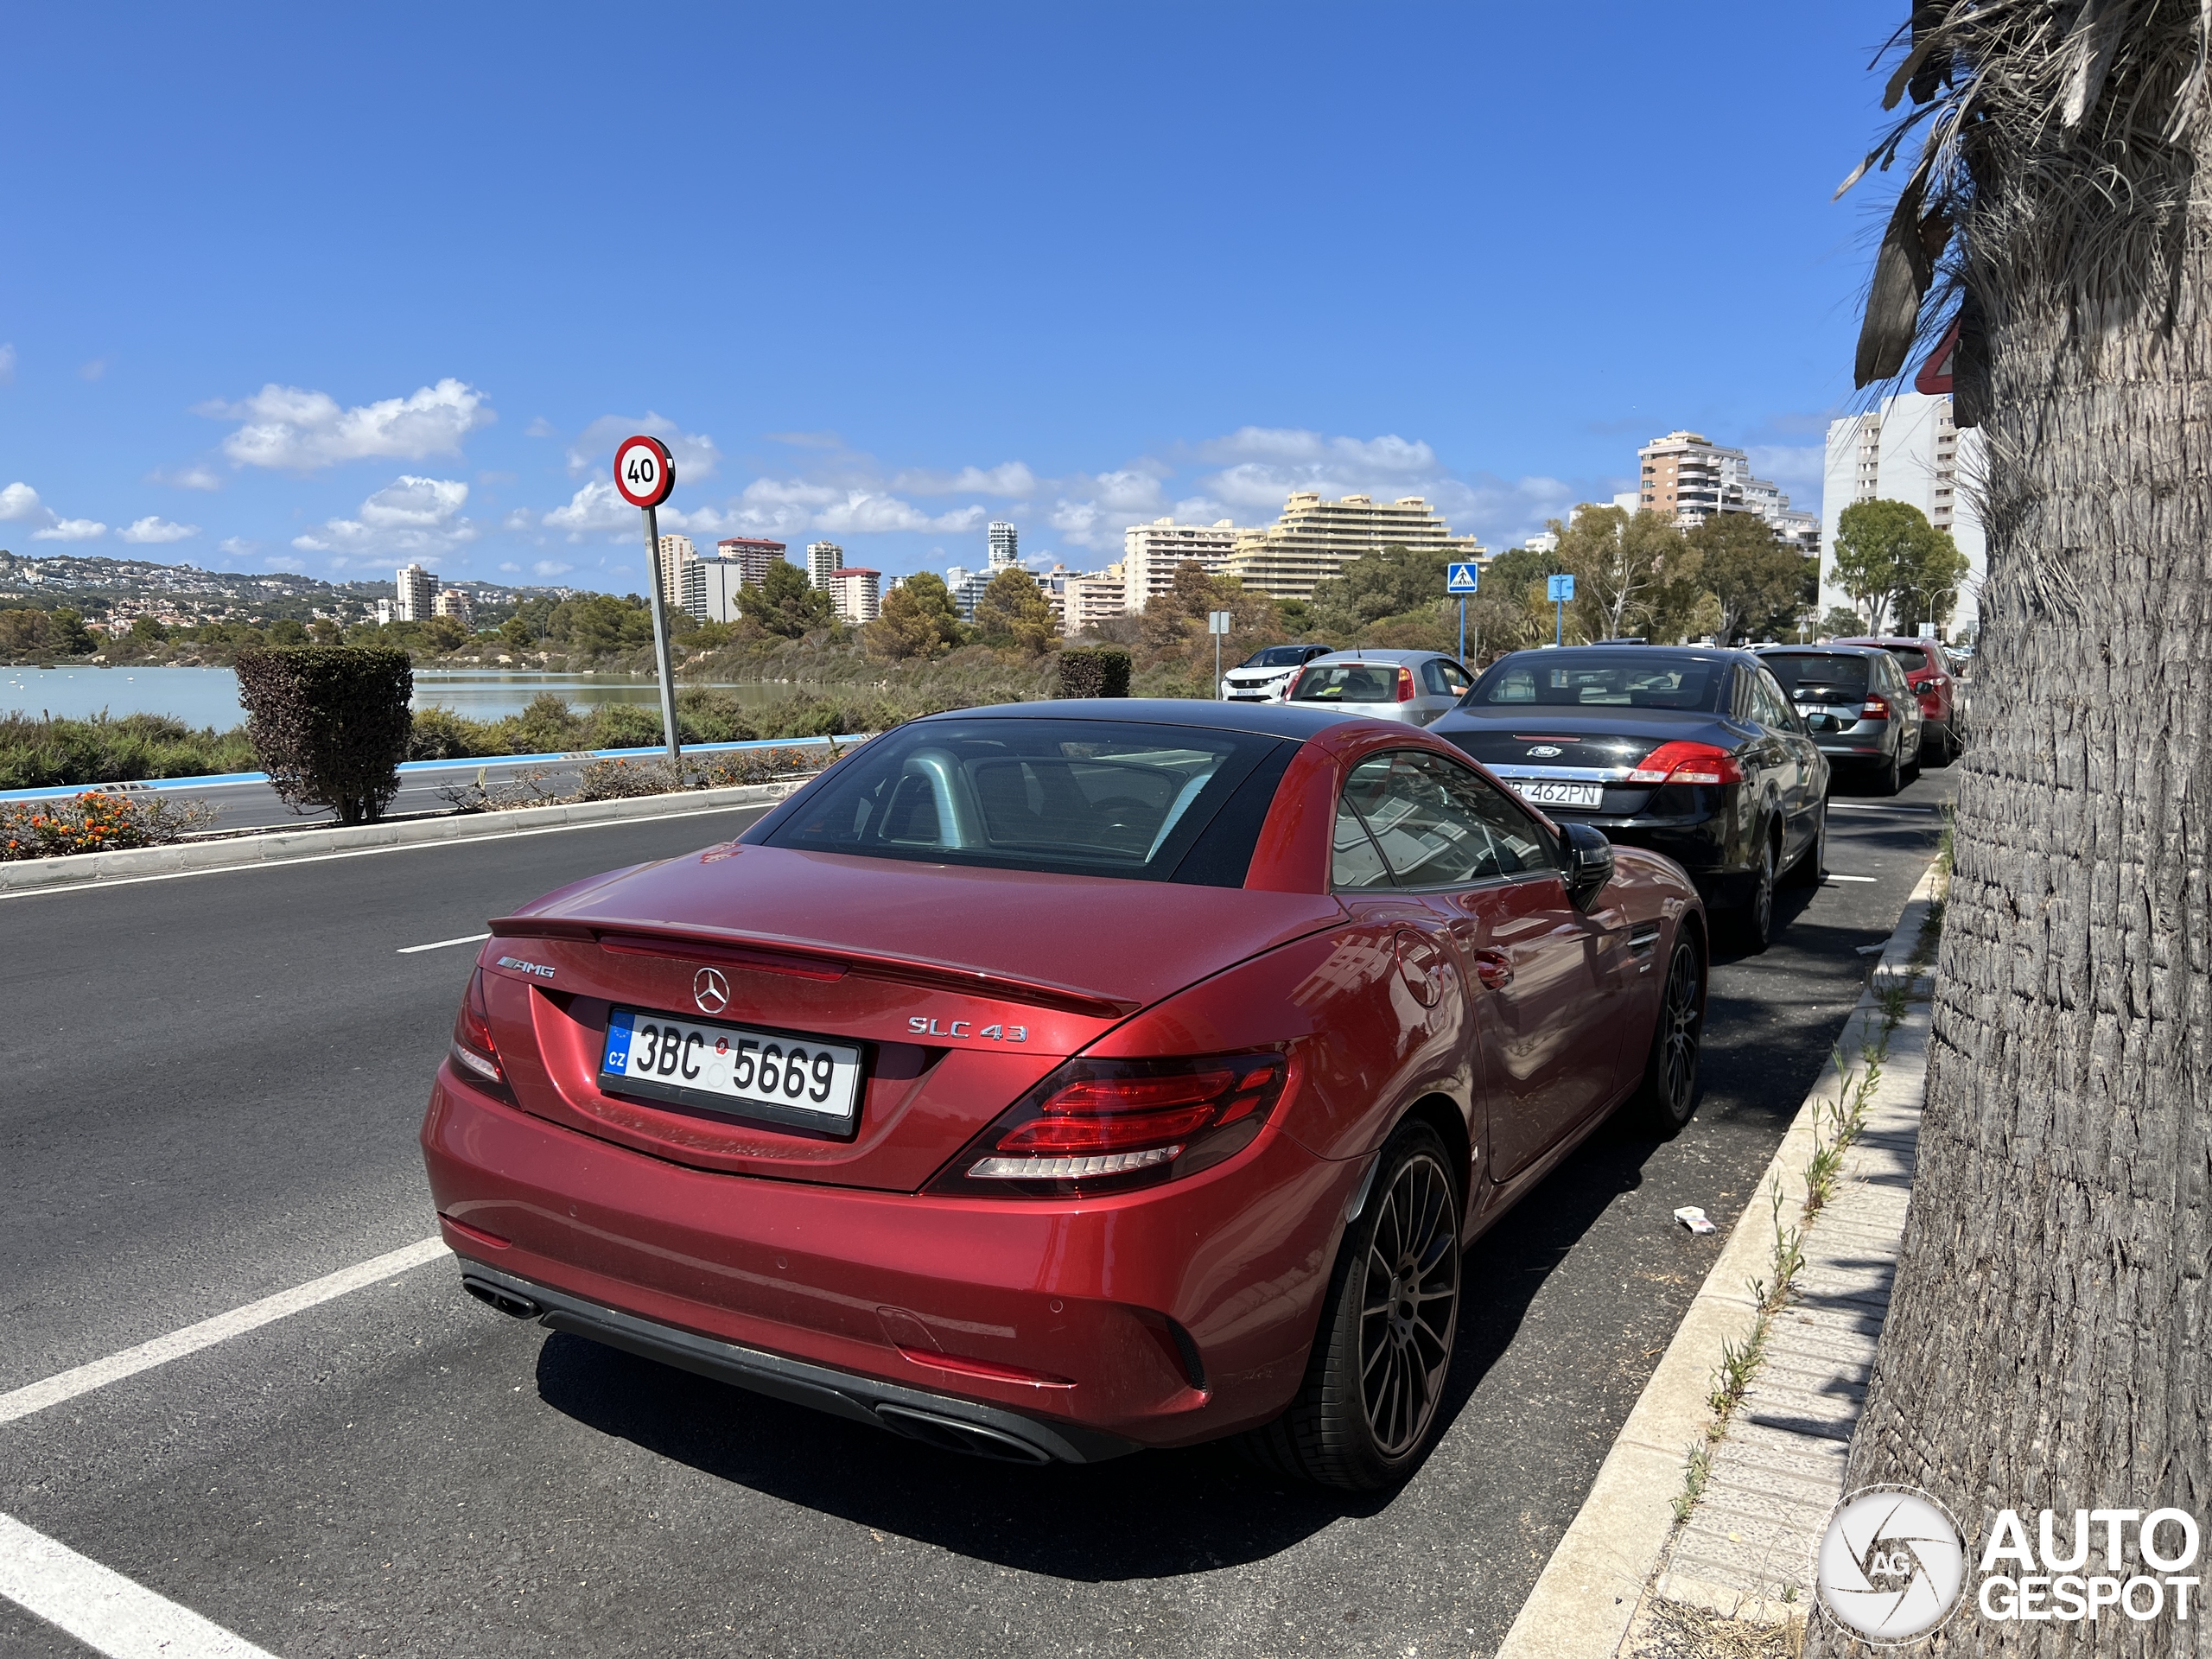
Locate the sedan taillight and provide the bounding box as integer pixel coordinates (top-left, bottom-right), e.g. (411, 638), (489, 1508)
(1861, 694), (1893, 721)
(931, 1052), (1290, 1198)
(1627, 741), (1745, 786)
(449, 969), (513, 1100)
(1396, 666), (1417, 702)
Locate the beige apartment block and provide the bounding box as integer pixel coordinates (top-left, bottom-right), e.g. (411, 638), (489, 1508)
(1063, 571), (1127, 634)
(653, 534), (698, 613)
(431, 587), (474, 626)
(1638, 430), (1820, 552)
(830, 567), (881, 625)
(1226, 494), (1482, 601)
(715, 537), (788, 588)
(1122, 519), (1241, 612)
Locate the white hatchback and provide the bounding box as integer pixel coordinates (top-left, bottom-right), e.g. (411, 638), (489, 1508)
(1219, 644), (1334, 702)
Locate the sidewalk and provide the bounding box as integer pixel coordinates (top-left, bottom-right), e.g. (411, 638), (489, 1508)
(1494, 858), (1945, 1659)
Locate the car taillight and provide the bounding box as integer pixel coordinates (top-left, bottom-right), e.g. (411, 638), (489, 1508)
(1861, 694), (1893, 720)
(449, 969), (512, 1098)
(930, 1052), (1291, 1198)
(1626, 741), (1745, 786)
(1396, 666), (1417, 702)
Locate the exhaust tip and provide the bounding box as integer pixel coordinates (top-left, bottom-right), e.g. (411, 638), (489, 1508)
(874, 1403), (1054, 1464)
(461, 1275), (543, 1320)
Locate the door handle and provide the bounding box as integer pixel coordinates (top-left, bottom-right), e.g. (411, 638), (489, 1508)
(1473, 949), (1513, 991)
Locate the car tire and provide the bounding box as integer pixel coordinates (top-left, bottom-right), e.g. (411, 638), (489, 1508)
(1630, 934), (1705, 1135)
(1783, 798), (1827, 888)
(1732, 830), (1777, 952)
(1240, 1121), (1462, 1491)
(1924, 728), (1955, 768)
(1876, 746), (1904, 797)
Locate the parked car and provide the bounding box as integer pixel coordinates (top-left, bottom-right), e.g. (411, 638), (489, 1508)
(1429, 646), (1828, 950)
(1283, 648), (1473, 726)
(1828, 635), (1963, 764)
(423, 701), (1707, 1491)
(1220, 643), (1332, 702)
(1755, 645), (1924, 797)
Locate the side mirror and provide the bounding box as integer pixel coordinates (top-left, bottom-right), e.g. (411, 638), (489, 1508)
(1560, 822), (1614, 912)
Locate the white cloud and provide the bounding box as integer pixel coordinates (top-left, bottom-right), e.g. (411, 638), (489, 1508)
(79, 358), (110, 382)
(119, 516), (200, 543)
(148, 464), (223, 491)
(0, 344), (14, 384)
(293, 474), (477, 556)
(525, 416), (557, 439)
(533, 559), (573, 577)
(34, 518), (106, 541)
(218, 537), (257, 559)
(891, 461), (1039, 497)
(207, 378), (493, 471)
(563, 412), (720, 483)
(1196, 428), (1437, 474)
(543, 479), (632, 538)
(0, 481), (49, 524)
(498, 561), (522, 573)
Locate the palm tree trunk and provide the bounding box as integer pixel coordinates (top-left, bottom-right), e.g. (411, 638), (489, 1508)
(1808, 75), (2212, 1659)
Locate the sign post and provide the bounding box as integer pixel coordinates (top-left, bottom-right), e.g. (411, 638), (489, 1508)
(1547, 572), (1576, 647)
(613, 435), (682, 770)
(1208, 610), (1233, 697)
(1446, 562), (1480, 664)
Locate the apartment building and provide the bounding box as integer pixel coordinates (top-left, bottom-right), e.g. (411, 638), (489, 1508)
(1121, 518), (1242, 612)
(1818, 391), (1986, 628)
(1063, 570), (1126, 635)
(988, 522), (1019, 569)
(715, 537), (788, 588)
(830, 567), (881, 626)
(943, 564), (988, 621)
(653, 534), (698, 613)
(394, 563), (438, 623)
(1224, 496), (1482, 601)
(432, 588), (474, 627)
(682, 558), (746, 625)
(1637, 432), (1821, 553)
(806, 542), (843, 590)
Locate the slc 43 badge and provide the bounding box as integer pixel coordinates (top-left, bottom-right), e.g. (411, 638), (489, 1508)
(910, 1017), (1027, 1042)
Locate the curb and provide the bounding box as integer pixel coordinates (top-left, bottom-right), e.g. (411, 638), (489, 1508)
(1491, 855), (1946, 1659)
(0, 779), (807, 897)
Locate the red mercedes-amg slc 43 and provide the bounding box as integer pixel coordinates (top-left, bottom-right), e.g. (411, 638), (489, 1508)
(422, 701), (1707, 1490)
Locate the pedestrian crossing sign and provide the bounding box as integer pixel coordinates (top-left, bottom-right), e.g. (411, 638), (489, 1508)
(1446, 563), (1480, 594)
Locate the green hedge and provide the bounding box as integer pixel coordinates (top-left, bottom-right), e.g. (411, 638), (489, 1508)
(1055, 646), (1132, 698)
(236, 645), (414, 825)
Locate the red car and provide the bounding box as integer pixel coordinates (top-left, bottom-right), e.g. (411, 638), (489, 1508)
(421, 702), (1707, 1490)
(1830, 636), (1964, 765)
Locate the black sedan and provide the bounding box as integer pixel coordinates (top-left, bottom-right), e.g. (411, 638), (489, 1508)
(1428, 646), (1828, 950)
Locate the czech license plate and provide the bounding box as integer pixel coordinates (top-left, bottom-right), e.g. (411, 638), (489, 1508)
(600, 1008), (864, 1132)
(1511, 779), (1604, 810)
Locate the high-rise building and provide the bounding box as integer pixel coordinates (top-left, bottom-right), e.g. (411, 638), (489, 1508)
(683, 559), (746, 625)
(394, 563), (438, 622)
(1819, 391), (1986, 631)
(1637, 431), (1821, 556)
(1225, 496), (1482, 601)
(829, 567), (881, 625)
(942, 564), (991, 621)
(653, 534), (698, 613)
(432, 588), (474, 627)
(715, 537), (788, 588)
(988, 522), (1019, 569)
(806, 542), (843, 590)
(1121, 519), (1243, 613)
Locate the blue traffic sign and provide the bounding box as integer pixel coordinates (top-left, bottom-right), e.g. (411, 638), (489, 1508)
(1446, 563), (1480, 594)
(1547, 573), (1576, 601)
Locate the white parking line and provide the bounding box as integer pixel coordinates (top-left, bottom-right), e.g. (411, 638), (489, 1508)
(1824, 874), (1878, 883)
(0, 1237), (446, 1428)
(396, 932), (490, 955)
(1829, 803), (1938, 814)
(0, 1511), (276, 1657)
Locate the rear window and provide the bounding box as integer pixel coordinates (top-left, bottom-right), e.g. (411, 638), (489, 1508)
(1244, 645), (1313, 668)
(1884, 645), (1930, 673)
(1293, 662), (1399, 702)
(1763, 652), (1871, 699)
(760, 718), (1291, 885)
(1466, 652), (1722, 712)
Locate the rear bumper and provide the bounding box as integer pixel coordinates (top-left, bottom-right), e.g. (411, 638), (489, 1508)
(421, 1065), (1358, 1456)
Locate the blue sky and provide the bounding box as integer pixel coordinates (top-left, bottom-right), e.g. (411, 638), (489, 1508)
(0, 3), (1908, 596)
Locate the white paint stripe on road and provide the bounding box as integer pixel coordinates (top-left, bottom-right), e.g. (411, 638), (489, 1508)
(0, 1511), (278, 1658)
(1829, 803), (1937, 814)
(1824, 874), (1879, 883)
(397, 932), (491, 954)
(0, 1237), (447, 1427)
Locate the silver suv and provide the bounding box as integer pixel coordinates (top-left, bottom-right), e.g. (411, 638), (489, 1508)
(1283, 649), (1473, 727)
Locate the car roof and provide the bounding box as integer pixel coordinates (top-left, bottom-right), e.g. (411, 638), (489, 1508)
(1306, 647), (1456, 664)
(1486, 645), (1751, 668)
(1755, 643), (1891, 658)
(1829, 635), (1943, 649)
(907, 697), (1368, 739)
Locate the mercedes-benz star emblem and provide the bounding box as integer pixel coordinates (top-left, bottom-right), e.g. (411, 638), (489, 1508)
(693, 968), (730, 1015)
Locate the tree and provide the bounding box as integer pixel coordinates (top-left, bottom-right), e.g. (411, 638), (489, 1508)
(862, 572), (964, 661)
(1554, 505), (1702, 641)
(1830, 499), (1969, 634)
(973, 567), (1058, 655)
(1139, 563), (1281, 678)
(1802, 15), (2212, 1656)
(1307, 543), (1450, 637)
(1465, 544), (1567, 662)
(1688, 512), (1812, 643)
(741, 560), (835, 639)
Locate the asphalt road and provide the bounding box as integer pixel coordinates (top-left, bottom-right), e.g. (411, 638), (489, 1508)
(0, 764), (1957, 1658)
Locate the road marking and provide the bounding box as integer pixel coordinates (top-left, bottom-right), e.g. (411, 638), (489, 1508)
(1828, 803), (1938, 814)
(0, 1511), (277, 1657)
(397, 932), (491, 955)
(1824, 874), (1879, 883)
(0, 1238), (446, 1427)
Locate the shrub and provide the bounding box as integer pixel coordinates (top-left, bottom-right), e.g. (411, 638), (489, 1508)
(235, 645), (414, 825)
(0, 790), (220, 859)
(408, 706), (499, 760)
(0, 711), (258, 788)
(1055, 646), (1132, 698)
(575, 757), (685, 800)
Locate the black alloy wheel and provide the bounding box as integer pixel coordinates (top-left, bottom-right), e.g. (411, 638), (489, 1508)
(1240, 1122), (1463, 1491)
(1783, 798), (1827, 887)
(1632, 936), (1705, 1135)
(1876, 743), (1904, 797)
(1734, 830), (1777, 952)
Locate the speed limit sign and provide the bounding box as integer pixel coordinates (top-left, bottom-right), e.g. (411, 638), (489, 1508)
(613, 435), (676, 508)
